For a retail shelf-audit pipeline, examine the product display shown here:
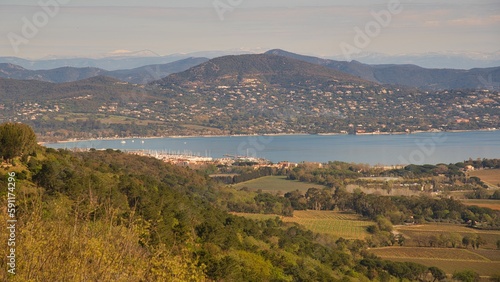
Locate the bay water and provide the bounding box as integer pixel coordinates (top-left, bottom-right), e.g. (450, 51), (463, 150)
(45, 130), (500, 165)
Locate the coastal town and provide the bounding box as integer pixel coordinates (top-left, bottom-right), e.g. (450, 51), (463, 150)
(0, 77), (498, 141)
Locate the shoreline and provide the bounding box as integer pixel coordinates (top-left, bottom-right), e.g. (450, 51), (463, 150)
(40, 128), (498, 146)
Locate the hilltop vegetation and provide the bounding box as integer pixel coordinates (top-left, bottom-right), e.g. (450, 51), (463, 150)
(0, 123), (449, 281)
(1, 123), (499, 280)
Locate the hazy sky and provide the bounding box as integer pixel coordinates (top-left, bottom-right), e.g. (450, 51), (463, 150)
(1, 0), (499, 59)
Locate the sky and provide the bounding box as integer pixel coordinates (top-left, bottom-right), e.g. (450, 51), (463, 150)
(1, 0), (499, 59)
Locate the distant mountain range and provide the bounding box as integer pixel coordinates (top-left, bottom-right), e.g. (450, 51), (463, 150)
(0, 50), (249, 71)
(1, 49), (499, 90)
(100, 57), (209, 84)
(328, 51), (500, 70)
(266, 49), (500, 90)
(0, 57), (208, 84)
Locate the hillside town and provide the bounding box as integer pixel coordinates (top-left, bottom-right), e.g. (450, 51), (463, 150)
(1, 78), (498, 141)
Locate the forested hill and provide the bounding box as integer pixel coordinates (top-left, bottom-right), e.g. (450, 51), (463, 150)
(3, 147), (384, 281)
(157, 54), (377, 88)
(0, 76), (154, 103)
(0, 125), (441, 281)
(1, 123), (498, 280)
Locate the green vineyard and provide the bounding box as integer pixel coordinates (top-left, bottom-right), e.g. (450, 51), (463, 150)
(233, 210), (372, 240)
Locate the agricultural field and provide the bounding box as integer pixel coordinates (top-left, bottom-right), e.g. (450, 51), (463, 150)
(282, 210), (373, 239)
(233, 210), (372, 240)
(469, 169), (500, 188)
(370, 246), (500, 277)
(396, 224), (500, 250)
(233, 176), (326, 194)
(471, 249), (500, 261)
(461, 199), (500, 211)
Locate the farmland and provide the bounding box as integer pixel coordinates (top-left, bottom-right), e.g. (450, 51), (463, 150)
(282, 210), (372, 239)
(396, 224), (500, 250)
(233, 175), (326, 194)
(370, 246), (500, 277)
(462, 199), (500, 211)
(469, 169), (500, 188)
(233, 210), (372, 240)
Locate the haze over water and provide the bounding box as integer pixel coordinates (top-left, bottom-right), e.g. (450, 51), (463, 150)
(46, 130), (500, 165)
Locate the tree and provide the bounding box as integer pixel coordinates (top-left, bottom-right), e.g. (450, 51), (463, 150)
(405, 262), (428, 281)
(305, 188), (330, 210)
(462, 236), (471, 249)
(475, 235), (487, 249)
(284, 190), (307, 210)
(0, 122), (37, 162)
(376, 216), (393, 232)
(466, 234), (479, 249)
(428, 266), (446, 282)
(396, 234), (406, 246)
(452, 270), (480, 282)
(449, 233), (462, 248)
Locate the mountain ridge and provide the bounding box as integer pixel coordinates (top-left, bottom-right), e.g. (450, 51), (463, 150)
(3, 49), (498, 90)
(265, 49), (500, 90)
(0, 57), (209, 84)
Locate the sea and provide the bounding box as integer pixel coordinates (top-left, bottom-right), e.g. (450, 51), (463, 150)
(45, 130), (500, 165)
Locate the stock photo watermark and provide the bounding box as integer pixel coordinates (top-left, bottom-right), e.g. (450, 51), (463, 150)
(237, 135), (274, 158)
(339, 0), (404, 61)
(477, 74), (500, 91)
(6, 172), (17, 275)
(213, 0), (244, 21)
(398, 132), (447, 165)
(7, 0), (71, 54)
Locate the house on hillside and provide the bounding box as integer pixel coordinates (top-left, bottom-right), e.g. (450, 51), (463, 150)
(464, 165), (475, 171)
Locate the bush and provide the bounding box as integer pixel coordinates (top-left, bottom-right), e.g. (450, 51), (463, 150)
(453, 270), (480, 282)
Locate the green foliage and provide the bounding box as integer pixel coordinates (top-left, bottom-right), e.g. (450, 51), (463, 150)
(375, 216), (393, 232)
(284, 189), (308, 210)
(2, 142), (479, 281)
(384, 261), (428, 281)
(0, 147), (367, 281)
(0, 122), (37, 162)
(428, 266), (447, 281)
(452, 270), (480, 282)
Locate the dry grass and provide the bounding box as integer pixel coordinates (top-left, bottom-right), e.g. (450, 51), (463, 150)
(469, 169), (500, 188)
(370, 247), (489, 261)
(461, 199), (500, 211)
(370, 246), (500, 276)
(397, 224), (496, 234)
(396, 224), (500, 250)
